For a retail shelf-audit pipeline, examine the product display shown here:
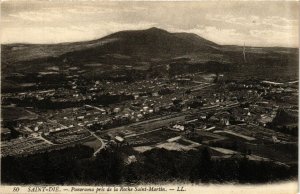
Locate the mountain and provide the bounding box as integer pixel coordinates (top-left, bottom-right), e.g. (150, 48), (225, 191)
(101, 27), (220, 56)
(1, 27), (298, 79)
(2, 27), (220, 65)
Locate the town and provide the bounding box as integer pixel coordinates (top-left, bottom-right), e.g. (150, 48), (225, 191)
(1, 64), (298, 175)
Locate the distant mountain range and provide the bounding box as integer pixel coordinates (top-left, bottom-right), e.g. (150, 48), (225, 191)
(1, 27), (298, 75)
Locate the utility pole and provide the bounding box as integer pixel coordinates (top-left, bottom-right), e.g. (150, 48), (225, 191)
(243, 42), (247, 63)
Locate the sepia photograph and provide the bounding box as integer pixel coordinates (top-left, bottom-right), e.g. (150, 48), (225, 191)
(0, 0), (299, 193)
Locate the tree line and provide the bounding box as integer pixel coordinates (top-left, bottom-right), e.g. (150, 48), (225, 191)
(2, 145), (296, 184)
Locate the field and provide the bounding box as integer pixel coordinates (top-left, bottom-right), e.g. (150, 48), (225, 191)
(82, 137), (102, 151)
(2, 107), (38, 122)
(126, 129), (180, 146)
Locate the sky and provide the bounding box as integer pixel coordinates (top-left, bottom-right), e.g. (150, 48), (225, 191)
(1, 0), (299, 47)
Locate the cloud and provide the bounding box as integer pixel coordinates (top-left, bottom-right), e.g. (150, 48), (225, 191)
(207, 14), (298, 30)
(1, 21), (156, 44)
(204, 14), (298, 47)
(207, 14), (261, 27)
(8, 10), (66, 22)
(261, 16), (298, 30)
(6, 5), (148, 23)
(250, 29), (298, 47)
(168, 25), (247, 46)
(65, 5), (147, 14)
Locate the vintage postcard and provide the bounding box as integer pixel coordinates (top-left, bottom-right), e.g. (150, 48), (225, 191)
(0, 0), (298, 194)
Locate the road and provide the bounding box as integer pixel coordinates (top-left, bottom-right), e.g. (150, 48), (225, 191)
(87, 129), (106, 156)
(35, 135), (55, 145)
(124, 127), (163, 138)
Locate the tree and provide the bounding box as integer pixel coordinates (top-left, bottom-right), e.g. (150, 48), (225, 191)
(93, 148), (124, 184)
(199, 147), (212, 182)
